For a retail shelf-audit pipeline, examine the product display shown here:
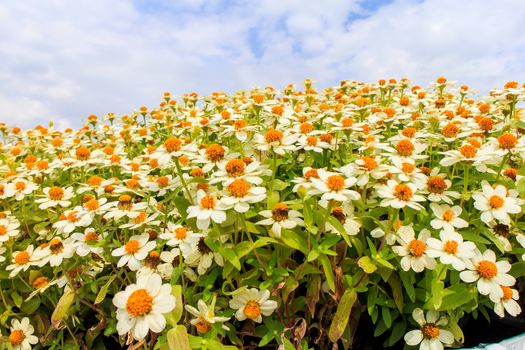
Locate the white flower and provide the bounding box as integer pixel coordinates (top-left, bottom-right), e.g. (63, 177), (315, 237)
(70, 228), (106, 256)
(0, 218), (21, 243)
(459, 249), (516, 302)
(186, 190), (228, 230)
(339, 156), (387, 187)
(184, 238), (224, 275)
(517, 234), (525, 261)
(426, 230), (476, 271)
(113, 273), (176, 341)
(229, 288), (278, 323)
(53, 207), (92, 235)
(9, 178), (37, 200)
(32, 237), (75, 267)
(429, 204), (468, 232)
(220, 179), (267, 213)
(159, 223), (203, 255)
(377, 180), (425, 210)
(256, 203), (303, 238)
(309, 169), (359, 205)
(493, 285), (521, 318)
(185, 299), (230, 334)
(472, 181), (521, 224)
(425, 172), (460, 204)
(6, 245), (35, 277)
(404, 308), (454, 350)
(392, 227), (436, 272)
(112, 233), (156, 271)
(35, 186), (74, 209)
(7, 317), (39, 350)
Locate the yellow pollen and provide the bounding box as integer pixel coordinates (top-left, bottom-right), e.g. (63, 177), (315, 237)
(395, 139), (415, 156)
(501, 286), (513, 300)
(421, 324), (440, 339)
(271, 203), (289, 222)
(133, 212), (147, 224)
(304, 169), (319, 181)
(264, 129), (283, 143)
(9, 330), (25, 345)
(175, 227), (188, 240)
(14, 251), (30, 265)
(84, 198), (100, 211)
(84, 232), (99, 242)
(195, 319), (211, 334)
(200, 195), (216, 209)
(443, 240), (458, 254)
(32, 276), (49, 289)
(326, 175), (345, 191)
(243, 300), (261, 320)
(459, 144), (477, 158)
(402, 162), (415, 174)
(164, 137), (182, 152)
(394, 184), (413, 201)
(225, 159), (245, 177)
(306, 136), (318, 146)
(227, 179), (251, 198)
(489, 195), (504, 209)
(427, 176), (447, 194)
(156, 176), (169, 188)
(75, 146), (91, 160)
(402, 127), (416, 138)
(15, 181), (26, 191)
(408, 239), (426, 257)
(0, 225), (6, 236)
(125, 240), (140, 254)
(476, 260), (497, 279)
(126, 289), (153, 317)
(498, 133), (518, 149)
(87, 175), (103, 186)
(442, 209), (455, 222)
(205, 144), (225, 162)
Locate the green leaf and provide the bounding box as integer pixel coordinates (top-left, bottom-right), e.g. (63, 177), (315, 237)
(382, 307), (392, 328)
(167, 325), (191, 350)
(430, 280), (445, 309)
(384, 322), (406, 347)
(267, 191), (280, 209)
(165, 285), (183, 326)
(95, 275), (116, 304)
(388, 274), (404, 312)
(51, 290), (76, 328)
(510, 262), (525, 278)
(220, 248), (241, 270)
(327, 216), (352, 247)
(281, 230), (309, 254)
(358, 256), (377, 274)
(438, 285), (475, 311)
(319, 254), (336, 292)
(11, 291), (23, 308)
(174, 195), (191, 221)
(328, 288), (357, 343)
(399, 271), (416, 302)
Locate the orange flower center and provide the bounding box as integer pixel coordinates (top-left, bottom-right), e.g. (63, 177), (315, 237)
(402, 128), (416, 138)
(443, 240), (458, 254)
(489, 195), (504, 209)
(408, 239), (426, 257)
(126, 289), (153, 317)
(304, 169), (319, 181)
(0, 225), (6, 236)
(85, 232), (99, 242)
(14, 251), (30, 265)
(225, 159), (245, 177)
(32, 276), (49, 289)
(421, 324), (440, 339)
(442, 123), (460, 138)
(15, 181), (26, 191)
(84, 198), (100, 211)
(331, 207), (346, 224)
(118, 195), (133, 210)
(360, 157), (378, 171)
(243, 300), (261, 320)
(175, 227), (188, 240)
(49, 238), (64, 254)
(272, 203), (289, 222)
(478, 117), (494, 131)
(341, 117), (354, 128)
(195, 319), (211, 334)
(395, 139), (415, 156)
(326, 175), (345, 191)
(498, 133), (518, 149)
(394, 184), (413, 201)
(227, 179), (251, 198)
(206, 144), (225, 162)
(503, 168), (517, 181)
(300, 122), (314, 134)
(234, 119), (247, 130)
(476, 260), (497, 279)
(9, 330), (25, 345)
(66, 211), (79, 223)
(401, 162), (415, 174)
(427, 176), (447, 194)
(87, 175), (103, 186)
(75, 146), (91, 160)
(306, 136), (318, 146)
(442, 209), (455, 222)
(133, 212), (147, 224)
(164, 137), (182, 152)
(458, 144), (477, 159)
(125, 240), (140, 254)
(501, 286), (513, 300)
(264, 129), (283, 143)
(48, 186), (64, 200)
(320, 134), (333, 143)
(200, 195), (216, 209)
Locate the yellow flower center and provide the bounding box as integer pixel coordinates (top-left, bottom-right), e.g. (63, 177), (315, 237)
(427, 176), (447, 194)
(175, 227), (188, 240)
(84, 198), (100, 211)
(421, 324), (440, 339)
(442, 209), (455, 222)
(395, 139), (415, 156)
(304, 169), (319, 181)
(66, 211), (79, 223)
(9, 330), (25, 345)
(118, 195), (133, 210)
(489, 195), (504, 209)
(125, 240), (140, 254)
(195, 319), (211, 334)
(133, 212), (147, 224)
(442, 123), (460, 138)
(264, 129), (283, 143)
(126, 289), (153, 317)
(459, 144), (477, 159)
(0, 225), (6, 236)
(85, 232), (99, 242)
(200, 195), (216, 209)
(164, 137), (182, 152)
(156, 176), (169, 188)
(48, 186), (64, 200)
(75, 146), (91, 160)
(49, 238), (64, 254)
(205, 144), (225, 162)
(401, 162), (415, 174)
(15, 181), (26, 191)
(306, 136), (318, 146)
(443, 240), (458, 254)
(225, 159), (245, 177)
(326, 175), (345, 191)
(87, 175), (103, 186)
(476, 260), (497, 279)
(32, 276), (49, 289)
(408, 239), (426, 257)
(243, 300), (261, 320)
(360, 157), (378, 171)
(498, 133), (518, 149)
(14, 251), (30, 265)
(501, 286), (513, 300)
(227, 179), (251, 198)
(402, 127), (416, 138)
(394, 184), (413, 201)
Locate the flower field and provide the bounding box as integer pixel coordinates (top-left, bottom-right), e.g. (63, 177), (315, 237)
(0, 78), (524, 350)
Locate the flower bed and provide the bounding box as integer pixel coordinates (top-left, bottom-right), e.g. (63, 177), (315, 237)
(0, 78), (524, 350)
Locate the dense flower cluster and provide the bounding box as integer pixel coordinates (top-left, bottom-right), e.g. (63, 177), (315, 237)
(0, 77), (524, 349)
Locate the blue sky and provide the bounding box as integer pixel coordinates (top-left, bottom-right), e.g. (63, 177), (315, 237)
(0, 0), (524, 129)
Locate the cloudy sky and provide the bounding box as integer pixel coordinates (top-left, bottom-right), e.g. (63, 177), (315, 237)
(1, 0), (524, 129)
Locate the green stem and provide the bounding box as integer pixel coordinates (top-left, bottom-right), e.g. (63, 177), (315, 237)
(174, 157), (194, 205)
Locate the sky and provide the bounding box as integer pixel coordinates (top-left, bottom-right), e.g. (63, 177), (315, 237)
(0, 0), (524, 129)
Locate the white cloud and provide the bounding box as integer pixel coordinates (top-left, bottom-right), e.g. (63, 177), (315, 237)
(0, 0), (524, 129)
